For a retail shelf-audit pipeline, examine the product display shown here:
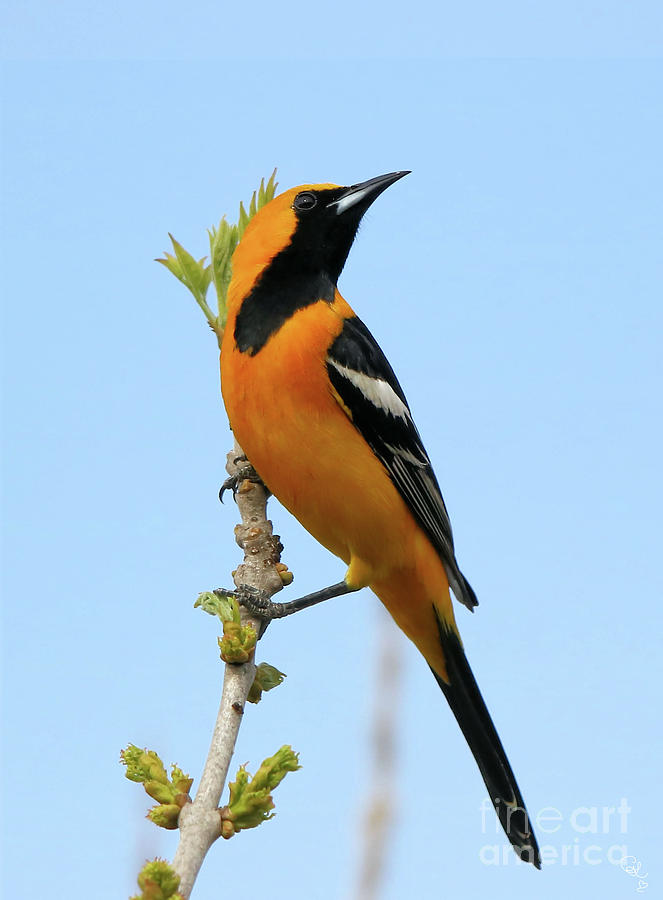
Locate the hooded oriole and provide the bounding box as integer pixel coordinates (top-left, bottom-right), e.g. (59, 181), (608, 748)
(220, 172), (541, 867)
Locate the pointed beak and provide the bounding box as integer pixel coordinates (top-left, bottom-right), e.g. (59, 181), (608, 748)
(328, 170), (410, 216)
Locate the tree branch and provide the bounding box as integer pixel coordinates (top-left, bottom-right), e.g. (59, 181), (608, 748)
(172, 440), (284, 898)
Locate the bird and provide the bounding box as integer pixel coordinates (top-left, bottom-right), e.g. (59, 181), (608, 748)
(220, 171), (541, 867)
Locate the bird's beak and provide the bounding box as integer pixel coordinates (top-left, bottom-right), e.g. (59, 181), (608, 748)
(328, 171), (410, 216)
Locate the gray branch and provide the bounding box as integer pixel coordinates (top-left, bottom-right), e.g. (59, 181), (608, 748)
(172, 441), (283, 898)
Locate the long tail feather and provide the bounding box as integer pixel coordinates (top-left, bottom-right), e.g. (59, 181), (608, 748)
(432, 609), (541, 868)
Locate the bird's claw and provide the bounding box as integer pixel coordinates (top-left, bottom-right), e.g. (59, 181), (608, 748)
(234, 584), (283, 619)
(219, 458), (264, 503)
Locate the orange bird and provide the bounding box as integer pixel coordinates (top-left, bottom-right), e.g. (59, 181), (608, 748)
(220, 172), (540, 867)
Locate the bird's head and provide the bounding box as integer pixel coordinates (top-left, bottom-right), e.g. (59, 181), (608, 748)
(231, 171), (410, 290)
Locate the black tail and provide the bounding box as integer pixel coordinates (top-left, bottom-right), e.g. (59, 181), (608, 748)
(433, 610), (541, 868)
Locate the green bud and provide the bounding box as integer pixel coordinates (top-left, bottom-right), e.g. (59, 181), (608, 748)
(121, 747), (192, 827)
(148, 804), (181, 830)
(145, 754), (169, 784)
(219, 620), (257, 664)
(275, 562), (294, 585)
(144, 780), (175, 805)
(121, 746), (168, 785)
(134, 859), (182, 899)
(251, 745), (300, 793)
(225, 746), (300, 833)
(120, 744), (146, 781)
(171, 765), (193, 797)
(226, 765), (274, 830)
(221, 819), (237, 841)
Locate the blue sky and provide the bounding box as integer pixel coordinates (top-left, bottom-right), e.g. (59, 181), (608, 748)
(2, 5), (662, 900)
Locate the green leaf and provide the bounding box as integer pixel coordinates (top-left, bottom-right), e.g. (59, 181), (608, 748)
(157, 234), (217, 332)
(259, 169), (278, 208)
(237, 201), (250, 238)
(194, 590), (239, 623)
(159, 170), (279, 347)
(208, 218), (238, 330)
(155, 252), (184, 282)
(168, 235), (208, 298)
(247, 662), (286, 703)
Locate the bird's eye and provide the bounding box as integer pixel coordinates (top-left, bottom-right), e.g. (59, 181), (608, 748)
(293, 191), (317, 211)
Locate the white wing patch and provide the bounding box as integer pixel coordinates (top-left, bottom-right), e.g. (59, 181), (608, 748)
(328, 359), (412, 421)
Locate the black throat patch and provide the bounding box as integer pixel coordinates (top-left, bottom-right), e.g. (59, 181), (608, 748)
(233, 186), (358, 355)
(234, 260), (334, 355)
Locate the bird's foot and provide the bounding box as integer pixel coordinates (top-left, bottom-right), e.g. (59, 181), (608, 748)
(219, 456), (266, 503)
(214, 580), (356, 623)
(217, 584), (289, 620)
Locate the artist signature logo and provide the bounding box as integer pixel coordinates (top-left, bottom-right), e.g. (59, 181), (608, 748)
(621, 855), (648, 892)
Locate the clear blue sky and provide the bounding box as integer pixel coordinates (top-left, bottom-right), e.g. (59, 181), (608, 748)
(2, 4), (662, 900)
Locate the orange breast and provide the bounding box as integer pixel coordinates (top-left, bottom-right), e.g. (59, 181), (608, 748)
(221, 295), (410, 577)
(220, 291), (457, 677)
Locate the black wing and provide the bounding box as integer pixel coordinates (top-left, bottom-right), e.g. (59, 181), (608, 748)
(327, 315), (478, 610)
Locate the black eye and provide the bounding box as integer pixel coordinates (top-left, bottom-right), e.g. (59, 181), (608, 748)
(294, 191), (317, 211)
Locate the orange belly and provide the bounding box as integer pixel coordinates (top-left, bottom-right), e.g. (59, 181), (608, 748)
(220, 298), (457, 677)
